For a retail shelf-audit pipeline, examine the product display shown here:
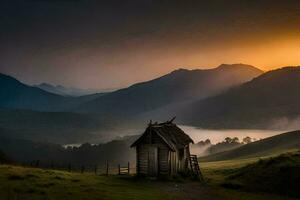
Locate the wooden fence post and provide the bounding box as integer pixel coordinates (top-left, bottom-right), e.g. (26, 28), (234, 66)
(106, 161), (109, 176)
(36, 160), (40, 167)
(94, 165), (97, 175)
(68, 163), (71, 172)
(128, 162), (130, 174)
(81, 165), (85, 174)
(118, 164), (120, 175)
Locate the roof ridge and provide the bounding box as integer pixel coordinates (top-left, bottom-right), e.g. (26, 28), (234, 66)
(148, 117), (176, 126)
(131, 120), (194, 148)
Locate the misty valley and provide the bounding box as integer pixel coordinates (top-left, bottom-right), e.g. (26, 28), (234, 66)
(0, 64), (300, 200)
(62, 125), (284, 164)
(1, 1), (300, 198)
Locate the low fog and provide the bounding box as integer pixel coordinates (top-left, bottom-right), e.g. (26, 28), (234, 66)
(180, 125), (286, 156)
(179, 125), (284, 144)
(267, 117), (300, 130)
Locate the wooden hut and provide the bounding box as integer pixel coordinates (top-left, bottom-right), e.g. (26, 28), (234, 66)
(131, 119), (195, 177)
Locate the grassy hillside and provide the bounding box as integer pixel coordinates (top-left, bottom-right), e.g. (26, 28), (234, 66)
(199, 130), (300, 162)
(222, 151), (300, 198)
(0, 163), (294, 200)
(0, 165), (173, 200)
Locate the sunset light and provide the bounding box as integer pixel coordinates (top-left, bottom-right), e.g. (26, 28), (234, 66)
(0, 1), (300, 200)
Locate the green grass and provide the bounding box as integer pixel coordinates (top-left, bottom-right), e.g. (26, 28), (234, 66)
(223, 151), (300, 198)
(200, 151), (300, 199)
(1, 152), (299, 200)
(200, 157), (260, 185)
(212, 188), (297, 200)
(0, 165), (173, 200)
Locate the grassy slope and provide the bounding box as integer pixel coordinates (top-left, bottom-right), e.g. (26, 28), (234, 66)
(199, 130), (300, 162)
(200, 157), (262, 187)
(222, 151), (300, 198)
(0, 163), (295, 200)
(200, 151), (300, 200)
(0, 165), (173, 200)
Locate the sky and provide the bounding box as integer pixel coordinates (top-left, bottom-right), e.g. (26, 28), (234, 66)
(1, 0), (300, 90)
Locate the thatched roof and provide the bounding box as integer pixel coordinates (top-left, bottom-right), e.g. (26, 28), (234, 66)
(131, 119), (194, 151)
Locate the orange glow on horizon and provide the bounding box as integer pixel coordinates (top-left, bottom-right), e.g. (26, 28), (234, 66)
(169, 35), (300, 73)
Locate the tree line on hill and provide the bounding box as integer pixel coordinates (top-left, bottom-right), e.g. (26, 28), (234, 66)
(0, 135), (256, 167)
(0, 136), (137, 167)
(192, 136), (256, 156)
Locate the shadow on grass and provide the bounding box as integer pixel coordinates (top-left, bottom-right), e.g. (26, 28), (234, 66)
(7, 174), (24, 180)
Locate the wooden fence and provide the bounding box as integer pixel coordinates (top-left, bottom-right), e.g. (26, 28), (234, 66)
(24, 160), (134, 175)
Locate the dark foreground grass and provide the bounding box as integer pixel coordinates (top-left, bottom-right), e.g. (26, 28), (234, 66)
(0, 165), (174, 200)
(201, 150), (300, 199)
(224, 151), (300, 198)
(0, 158), (298, 200)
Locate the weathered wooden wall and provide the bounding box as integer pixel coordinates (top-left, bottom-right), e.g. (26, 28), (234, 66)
(136, 130), (171, 176)
(135, 130), (191, 176)
(137, 144), (149, 174)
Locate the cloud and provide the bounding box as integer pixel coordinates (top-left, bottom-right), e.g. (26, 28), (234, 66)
(268, 116), (300, 131)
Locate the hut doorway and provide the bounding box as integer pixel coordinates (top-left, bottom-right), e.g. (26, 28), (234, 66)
(148, 146), (158, 176)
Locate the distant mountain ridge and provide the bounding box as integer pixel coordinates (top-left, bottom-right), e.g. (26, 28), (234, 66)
(0, 64), (263, 143)
(1, 65), (300, 144)
(180, 66), (300, 129)
(36, 83), (103, 97)
(0, 73), (73, 111)
(77, 64), (262, 117)
(0, 73), (108, 111)
(0, 64), (262, 113)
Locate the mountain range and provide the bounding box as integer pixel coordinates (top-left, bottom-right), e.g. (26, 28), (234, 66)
(179, 66), (300, 129)
(0, 64), (262, 114)
(1, 64), (300, 143)
(0, 73), (106, 111)
(77, 64), (262, 117)
(35, 83), (104, 97)
(0, 73), (73, 111)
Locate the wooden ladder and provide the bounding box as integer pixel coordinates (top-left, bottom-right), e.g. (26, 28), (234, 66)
(189, 155), (204, 181)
